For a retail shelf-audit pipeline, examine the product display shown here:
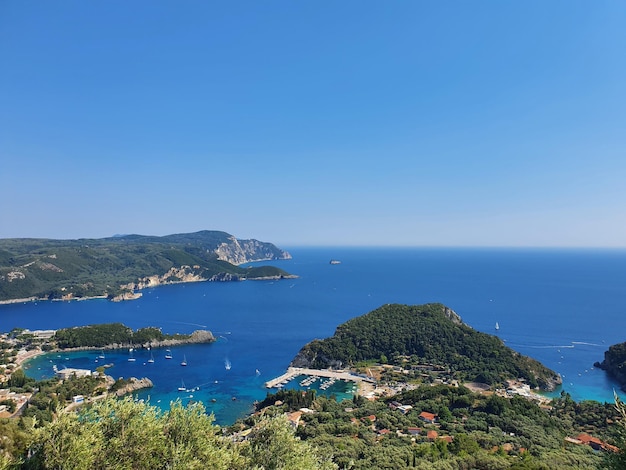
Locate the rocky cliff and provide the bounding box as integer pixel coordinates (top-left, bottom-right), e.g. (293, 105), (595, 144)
(215, 235), (292, 265)
(595, 342), (626, 391)
(113, 377), (154, 397)
(119, 265), (208, 293)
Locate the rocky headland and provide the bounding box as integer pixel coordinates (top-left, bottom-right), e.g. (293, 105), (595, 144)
(595, 341), (626, 391)
(112, 377), (154, 397)
(55, 329), (216, 352)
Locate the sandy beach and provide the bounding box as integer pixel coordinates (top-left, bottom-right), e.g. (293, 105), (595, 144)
(15, 348), (45, 367)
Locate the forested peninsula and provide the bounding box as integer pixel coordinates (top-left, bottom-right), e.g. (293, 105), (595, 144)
(52, 323), (215, 350)
(0, 230), (294, 303)
(291, 303), (562, 391)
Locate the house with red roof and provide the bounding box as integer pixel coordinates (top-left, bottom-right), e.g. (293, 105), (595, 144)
(575, 433), (619, 453)
(419, 411), (437, 424)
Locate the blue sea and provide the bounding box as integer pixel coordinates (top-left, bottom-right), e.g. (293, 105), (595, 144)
(2, 247), (626, 425)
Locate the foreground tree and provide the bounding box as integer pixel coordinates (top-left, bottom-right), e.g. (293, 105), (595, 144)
(242, 416), (336, 470)
(605, 393), (626, 470)
(23, 397), (333, 470)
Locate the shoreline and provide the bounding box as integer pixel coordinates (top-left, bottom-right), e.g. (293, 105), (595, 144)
(0, 274), (297, 306)
(18, 330), (216, 371)
(16, 348), (46, 367)
(0, 295), (110, 306)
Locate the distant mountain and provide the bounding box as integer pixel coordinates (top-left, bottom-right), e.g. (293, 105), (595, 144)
(0, 230), (292, 302)
(291, 303), (562, 391)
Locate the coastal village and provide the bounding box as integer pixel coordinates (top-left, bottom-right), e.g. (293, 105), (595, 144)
(255, 362), (617, 456)
(0, 327), (170, 419)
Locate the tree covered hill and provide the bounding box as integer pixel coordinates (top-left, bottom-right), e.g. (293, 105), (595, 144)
(291, 303), (561, 390)
(51, 323), (214, 349)
(0, 230), (292, 302)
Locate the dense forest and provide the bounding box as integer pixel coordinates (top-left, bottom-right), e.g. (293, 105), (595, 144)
(291, 303), (561, 390)
(52, 323), (210, 349)
(0, 231), (292, 302)
(0, 397), (335, 470)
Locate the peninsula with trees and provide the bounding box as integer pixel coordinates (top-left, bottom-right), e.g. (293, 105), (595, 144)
(0, 230), (294, 303)
(291, 303), (562, 391)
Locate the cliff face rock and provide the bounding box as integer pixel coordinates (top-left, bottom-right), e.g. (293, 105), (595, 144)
(209, 272), (241, 282)
(215, 236), (292, 265)
(114, 377), (154, 397)
(122, 266), (207, 292)
(443, 306), (462, 325)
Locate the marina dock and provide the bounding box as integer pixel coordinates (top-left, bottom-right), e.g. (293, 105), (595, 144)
(265, 367), (375, 389)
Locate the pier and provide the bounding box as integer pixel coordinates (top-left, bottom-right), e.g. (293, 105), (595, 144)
(264, 367), (375, 389)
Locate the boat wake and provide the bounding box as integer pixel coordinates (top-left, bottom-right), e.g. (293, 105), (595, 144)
(507, 343), (575, 349)
(167, 321), (208, 328)
(507, 340), (605, 350)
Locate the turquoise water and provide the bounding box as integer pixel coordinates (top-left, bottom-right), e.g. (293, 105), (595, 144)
(4, 247), (626, 424)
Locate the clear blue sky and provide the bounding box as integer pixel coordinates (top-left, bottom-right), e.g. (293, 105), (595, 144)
(1, 1), (625, 247)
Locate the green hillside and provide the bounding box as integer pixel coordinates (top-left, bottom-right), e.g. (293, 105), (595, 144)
(291, 303), (561, 390)
(0, 231), (292, 302)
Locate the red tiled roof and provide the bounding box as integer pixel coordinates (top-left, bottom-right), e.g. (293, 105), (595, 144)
(419, 411), (437, 421)
(577, 434), (603, 446)
(576, 433), (618, 452)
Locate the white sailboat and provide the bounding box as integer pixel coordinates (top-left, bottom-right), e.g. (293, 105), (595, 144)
(128, 350), (136, 362)
(148, 352), (155, 363)
(165, 349), (172, 359)
(181, 355), (187, 366)
(495, 322), (500, 331)
(178, 380), (186, 391)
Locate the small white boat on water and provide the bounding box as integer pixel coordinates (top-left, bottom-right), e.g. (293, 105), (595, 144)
(181, 355), (187, 366)
(495, 322), (500, 331)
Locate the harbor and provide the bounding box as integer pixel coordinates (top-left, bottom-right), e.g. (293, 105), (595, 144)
(265, 367), (375, 390)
